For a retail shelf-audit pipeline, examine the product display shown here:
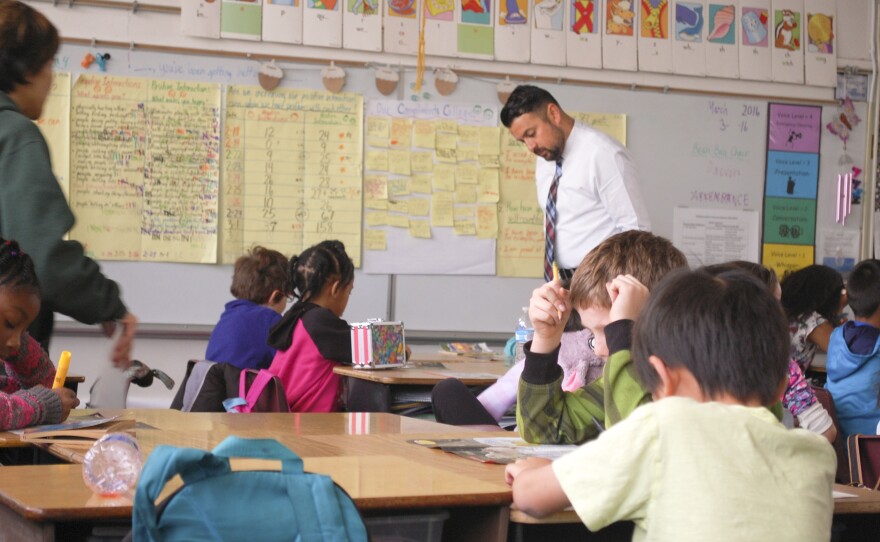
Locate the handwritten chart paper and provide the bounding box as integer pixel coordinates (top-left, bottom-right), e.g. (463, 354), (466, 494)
(37, 72), (71, 200)
(70, 75), (221, 263)
(222, 86), (363, 266)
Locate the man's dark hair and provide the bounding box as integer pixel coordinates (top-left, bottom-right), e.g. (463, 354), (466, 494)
(846, 259), (880, 318)
(0, 1), (59, 93)
(500, 85), (560, 128)
(632, 268), (789, 406)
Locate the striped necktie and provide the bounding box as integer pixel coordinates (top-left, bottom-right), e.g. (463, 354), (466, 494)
(544, 161), (562, 282)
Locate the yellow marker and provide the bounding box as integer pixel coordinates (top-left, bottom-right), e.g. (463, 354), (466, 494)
(552, 261), (560, 283)
(52, 351), (71, 389)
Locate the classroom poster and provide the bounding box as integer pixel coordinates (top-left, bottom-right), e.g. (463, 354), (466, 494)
(803, 0), (836, 87)
(497, 130), (542, 277)
(362, 101), (499, 275)
(182, 0), (222, 38)
(571, 111), (627, 144)
(705, 2), (739, 78)
(602, 0), (638, 70)
(770, 0), (804, 84)
(425, 0), (459, 57)
(69, 75), (221, 264)
(817, 228), (858, 273)
(637, 0), (672, 73)
(494, 0), (530, 62)
(222, 86), (363, 266)
(457, 0), (495, 58)
(530, 0), (566, 65)
(343, 0), (383, 50)
(672, 0), (707, 76)
(565, 0), (602, 68)
(303, 0), (343, 47)
(37, 72), (71, 201)
(384, 0), (421, 54)
(221, 0), (263, 41)
(262, 0), (304, 44)
(738, 0), (771, 80)
(672, 207), (759, 267)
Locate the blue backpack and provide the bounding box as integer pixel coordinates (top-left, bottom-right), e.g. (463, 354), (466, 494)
(133, 436), (368, 541)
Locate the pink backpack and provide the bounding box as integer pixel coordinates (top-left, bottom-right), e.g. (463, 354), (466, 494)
(224, 369), (290, 413)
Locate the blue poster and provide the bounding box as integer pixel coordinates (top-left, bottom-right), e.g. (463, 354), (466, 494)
(764, 150), (819, 199)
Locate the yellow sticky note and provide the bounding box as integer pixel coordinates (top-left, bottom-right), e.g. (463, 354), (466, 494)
(457, 148), (479, 162)
(388, 199), (410, 214)
(476, 204), (498, 239)
(411, 175), (433, 193)
(454, 206), (474, 221)
(435, 120), (457, 133)
(408, 197), (431, 217)
(365, 199), (389, 210)
(456, 164), (479, 184)
(411, 152), (434, 173)
(478, 169), (500, 203)
(364, 174), (389, 200)
(458, 125), (479, 146)
(436, 132), (457, 150)
(478, 126), (501, 155)
(433, 164), (456, 192)
(367, 116), (390, 140)
(479, 154), (500, 168)
(455, 185), (477, 204)
(431, 193), (455, 227)
(435, 148), (457, 163)
(365, 229), (387, 250)
(390, 118), (413, 148)
(387, 213), (410, 228)
(365, 150), (388, 171)
(413, 120), (436, 148)
(454, 219), (477, 236)
(388, 150), (412, 175)
(365, 211), (389, 226)
(388, 177), (411, 197)
(409, 219), (432, 239)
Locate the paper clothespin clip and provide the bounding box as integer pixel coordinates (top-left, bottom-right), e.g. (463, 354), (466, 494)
(95, 53), (110, 72)
(81, 52), (95, 69)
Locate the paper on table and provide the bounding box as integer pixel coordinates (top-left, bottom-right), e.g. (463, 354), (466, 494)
(833, 490), (857, 499)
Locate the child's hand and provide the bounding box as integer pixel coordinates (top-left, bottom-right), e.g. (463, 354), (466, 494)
(528, 282), (570, 353)
(52, 387), (80, 421)
(606, 274), (650, 323)
(504, 457), (552, 485)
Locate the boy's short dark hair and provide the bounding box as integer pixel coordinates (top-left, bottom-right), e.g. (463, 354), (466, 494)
(702, 261), (779, 293)
(0, 1), (59, 93)
(846, 259), (880, 318)
(230, 246), (288, 304)
(632, 269), (789, 406)
(569, 231), (689, 310)
(500, 85), (560, 128)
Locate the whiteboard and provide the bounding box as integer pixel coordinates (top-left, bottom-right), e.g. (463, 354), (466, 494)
(51, 44), (866, 334)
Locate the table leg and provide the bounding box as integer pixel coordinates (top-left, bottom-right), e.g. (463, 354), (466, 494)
(0, 501), (54, 541)
(341, 377), (391, 412)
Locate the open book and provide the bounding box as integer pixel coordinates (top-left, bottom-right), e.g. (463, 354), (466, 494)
(410, 437), (576, 464)
(20, 414), (135, 450)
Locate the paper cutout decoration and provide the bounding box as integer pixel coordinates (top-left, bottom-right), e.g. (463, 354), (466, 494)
(258, 61), (284, 91)
(566, 0), (601, 68)
(603, 0), (637, 70)
(739, 1), (771, 80)
(375, 66), (400, 95)
(434, 68), (459, 95)
(262, 0), (304, 44)
(705, 2), (738, 78)
(496, 77), (517, 104)
(826, 97), (861, 164)
(322, 62), (346, 93)
(638, 0), (672, 73)
(804, 0), (836, 87)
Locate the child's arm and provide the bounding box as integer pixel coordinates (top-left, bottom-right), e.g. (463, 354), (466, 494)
(304, 308), (353, 364)
(505, 458), (570, 518)
(807, 321), (834, 352)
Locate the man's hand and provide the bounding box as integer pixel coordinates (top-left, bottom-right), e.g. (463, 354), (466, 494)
(102, 312), (138, 368)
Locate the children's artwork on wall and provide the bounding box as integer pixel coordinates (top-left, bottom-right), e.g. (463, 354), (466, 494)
(705, 2), (739, 78)
(457, 0), (495, 58)
(531, 0), (565, 65)
(738, 1), (771, 80)
(303, 0), (343, 47)
(566, 0), (602, 68)
(637, 0), (672, 73)
(672, 0), (707, 76)
(603, 0), (638, 70)
(221, 0), (264, 41)
(343, 0), (382, 50)
(770, 0), (804, 83)
(182, 0), (222, 38)
(803, 0), (836, 87)
(426, 0), (459, 57)
(263, 0), (304, 44)
(495, 0), (530, 62)
(384, 0), (421, 54)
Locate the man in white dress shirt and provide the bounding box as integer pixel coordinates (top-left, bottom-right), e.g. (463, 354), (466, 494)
(501, 85), (651, 280)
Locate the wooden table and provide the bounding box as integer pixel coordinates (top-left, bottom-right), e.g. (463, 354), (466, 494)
(0, 411), (512, 542)
(334, 360), (508, 413)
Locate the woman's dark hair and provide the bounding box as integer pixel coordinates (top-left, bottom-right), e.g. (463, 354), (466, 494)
(230, 246), (288, 304)
(632, 268), (789, 406)
(288, 240), (354, 303)
(0, 1), (59, 93)
(780, 265), (844, 323)
(0, 238), (40, 293)
(499, 85), (560, 128)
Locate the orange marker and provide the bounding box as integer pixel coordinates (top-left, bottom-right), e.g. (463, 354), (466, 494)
(52, 351), (71, 389)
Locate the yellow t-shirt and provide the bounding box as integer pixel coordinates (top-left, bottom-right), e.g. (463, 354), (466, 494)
(552, 396), (835, 542)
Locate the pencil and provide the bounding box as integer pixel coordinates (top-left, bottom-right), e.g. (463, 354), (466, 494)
(552, 262), (562, 321)
(52, 351), (71, 389)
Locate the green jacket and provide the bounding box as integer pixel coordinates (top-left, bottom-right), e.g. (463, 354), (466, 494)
(0, 92), (126, 343)
(517, 320), (651, 444)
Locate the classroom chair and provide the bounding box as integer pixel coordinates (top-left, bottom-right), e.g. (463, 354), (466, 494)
(811, 385), (849, 484)
(87, 361), (174, 409)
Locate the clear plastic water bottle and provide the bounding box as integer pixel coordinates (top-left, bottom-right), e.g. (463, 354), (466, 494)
(82, 433), (143, 496)
(514, 306), (534, 364)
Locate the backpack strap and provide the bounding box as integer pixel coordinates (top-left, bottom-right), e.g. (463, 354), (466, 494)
(235, 370), (277, 413)
(212, 436), (304, 474)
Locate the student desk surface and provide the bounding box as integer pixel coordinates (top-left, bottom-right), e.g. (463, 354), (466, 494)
(0, 411), (512, 542)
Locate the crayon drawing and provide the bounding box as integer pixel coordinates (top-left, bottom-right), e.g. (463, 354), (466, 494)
(426, 0), (454, 20)
(675, 2), (703, 42)
(389, 0), (416, 17)
(534, 0), (563, 30)
(499, 0), (527, 25)
(461, 0), (491, 24)
(774, 9), (800, 50)
(571, 0), (596, 33)
(640, 0), (667, 39)
(606, 0), (634, 35)
(707, 4), (734, 44)
(807, 13), (832, 54)
(740, 7), (767, 46)
(348, 0), (377, 14)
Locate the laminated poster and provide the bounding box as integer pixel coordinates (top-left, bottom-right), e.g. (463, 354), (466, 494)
(37, 72), (70, 201)
(303, 0), (343, 48)
(494, 0), (530, 62)
(672, 0), (707, 76)
(637, 0), (672, 73)
(457, 0), (495, 58)
(262, 0), (304, 44)
(221, 0), (263, 41)
(343, 0), (383, 51)
(425, 0), (458, 57)
(530, 0), (565, 65)
(182, 0), (222, 38)
(705, 2), (739, 78)
(803, 0), (836, 87)
(770, 0), (804, 84)
(738, 0), (771, 81)
(384, 0), (421, 54)
(566, 0), (601, 68)
(602, 0), (638, 71)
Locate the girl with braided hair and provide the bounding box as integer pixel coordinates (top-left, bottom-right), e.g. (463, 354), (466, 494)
(267, 240), (355, 412)
(0, 238), (79, 430)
